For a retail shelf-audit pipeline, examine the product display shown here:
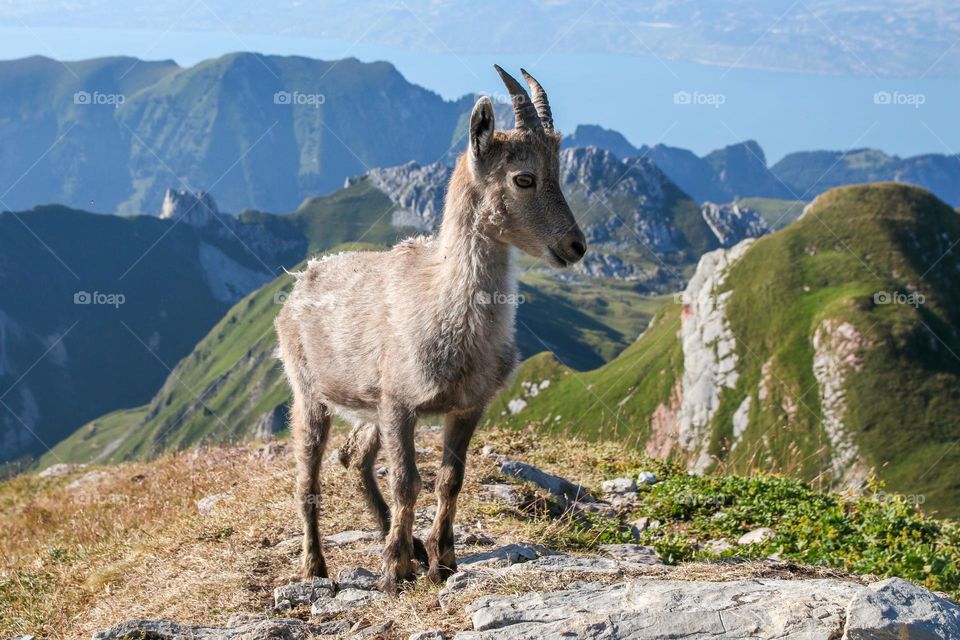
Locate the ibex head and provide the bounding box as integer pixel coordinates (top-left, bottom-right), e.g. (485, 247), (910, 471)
(465, 65), (586, 267)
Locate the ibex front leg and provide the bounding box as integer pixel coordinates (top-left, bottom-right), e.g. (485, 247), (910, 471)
(426, 406), (481, 583)
(377, 398), (421, 594)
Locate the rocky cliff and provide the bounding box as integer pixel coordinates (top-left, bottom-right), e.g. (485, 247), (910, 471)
(491, 183), (960, 514)
(700, 201), (771, 247)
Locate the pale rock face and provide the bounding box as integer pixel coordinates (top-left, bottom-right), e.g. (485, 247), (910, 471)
(197, 243), (274, 303)
(812, 319), (871, 487)
(731, 394), (752, 448)
(676, 240), (753, 472)
(701, 201), (771, 247)
(645, 380), (682, 459)
(365, 161), (452, 231)
(159, 189), (218, 226)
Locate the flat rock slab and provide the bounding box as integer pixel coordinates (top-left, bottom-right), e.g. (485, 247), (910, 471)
(456, 576), (960, 639)
(311, 587), (386, 616)
(93, 618), (349, 639)
(440, 550), (645, 607)
(459, 542), (558, 568)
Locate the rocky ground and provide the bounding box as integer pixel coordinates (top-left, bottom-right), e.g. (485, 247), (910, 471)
(3, 427), (960, 639)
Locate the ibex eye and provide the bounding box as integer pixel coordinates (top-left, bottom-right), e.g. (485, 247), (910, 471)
(513, 174), (535, 188)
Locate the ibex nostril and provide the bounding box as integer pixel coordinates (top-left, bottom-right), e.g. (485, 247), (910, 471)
(570, 240), (586, 259)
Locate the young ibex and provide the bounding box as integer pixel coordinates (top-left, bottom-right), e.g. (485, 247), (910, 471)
(275, 65), (586, 593)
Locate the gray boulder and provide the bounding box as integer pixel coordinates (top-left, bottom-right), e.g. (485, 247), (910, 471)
(844, 577), (960, 639)
(336, 566), (379, 591)
(272, 577), (334, 611)
(459, 578), (856, 638)
(738, 527), (776, 545)
(601, 478), (637, 494)
(497, 459), (594, 507)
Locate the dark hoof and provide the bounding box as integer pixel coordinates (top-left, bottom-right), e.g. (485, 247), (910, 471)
(377, 575), (399, 595)
(426, 562), (456, 584)
(301, 556), (329, 580)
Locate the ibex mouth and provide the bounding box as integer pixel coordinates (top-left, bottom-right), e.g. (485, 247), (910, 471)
(547, 246), (570, 268)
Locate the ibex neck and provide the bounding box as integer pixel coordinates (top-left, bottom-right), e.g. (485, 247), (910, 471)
(435, 161), (513, 297)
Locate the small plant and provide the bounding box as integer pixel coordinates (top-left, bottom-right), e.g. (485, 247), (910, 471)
(654, 534), (695, 565)
(628, 471), (960, 597)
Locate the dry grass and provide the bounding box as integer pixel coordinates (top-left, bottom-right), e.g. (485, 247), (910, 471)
(0, 426), (851, 639)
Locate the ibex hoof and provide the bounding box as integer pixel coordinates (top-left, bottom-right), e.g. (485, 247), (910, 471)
(426, 562), (456, 584)
(377, 575), (399, 595)
(301, 557), (328, 580)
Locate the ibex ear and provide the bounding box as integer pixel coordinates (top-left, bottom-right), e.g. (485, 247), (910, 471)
(469, 96), (495, 170)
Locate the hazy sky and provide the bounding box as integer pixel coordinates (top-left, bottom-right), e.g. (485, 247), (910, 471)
(1, 1), (957, 160)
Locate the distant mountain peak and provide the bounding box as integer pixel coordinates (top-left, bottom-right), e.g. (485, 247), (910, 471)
(562, 125), (639, 160)
(159, 189), (219, 226)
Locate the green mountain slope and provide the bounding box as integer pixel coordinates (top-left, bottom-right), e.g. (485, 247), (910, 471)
(41, 259), (663, 466)
(489, 183), (960, 516)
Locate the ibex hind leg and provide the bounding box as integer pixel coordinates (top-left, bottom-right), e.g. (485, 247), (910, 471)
(345, 423), (429, 565)
(292, 393), (332, 579)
